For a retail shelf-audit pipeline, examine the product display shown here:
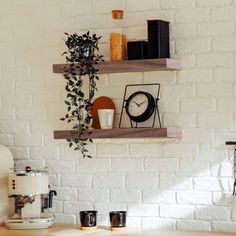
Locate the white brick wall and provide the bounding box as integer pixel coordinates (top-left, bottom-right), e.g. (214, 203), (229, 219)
(128, 204), (159, 217)
(1, 0), (236, 233)
(160, 205), (195, 219)
(195, 206), (231, 221)
(177, 220), (211, 231)
(177, 191), (212, 205)
(142, 218), (175, 229)
(111, 189), (142, 203)
(197, 22), (234, 37)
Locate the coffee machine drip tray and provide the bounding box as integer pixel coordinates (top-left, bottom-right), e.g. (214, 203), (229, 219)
(5, 215), (54, 230)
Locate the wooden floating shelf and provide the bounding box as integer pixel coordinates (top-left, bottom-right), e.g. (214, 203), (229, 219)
(54, 127), (182, 140)
(53, 58), (182, 74)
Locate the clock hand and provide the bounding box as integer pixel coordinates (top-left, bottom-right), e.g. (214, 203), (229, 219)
(138, 101), (147, 106)
(133, 101), (140, 107)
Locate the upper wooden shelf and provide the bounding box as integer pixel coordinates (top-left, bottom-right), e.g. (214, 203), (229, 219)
(53, 58), (182, 74)
(54, 127), (182, 140)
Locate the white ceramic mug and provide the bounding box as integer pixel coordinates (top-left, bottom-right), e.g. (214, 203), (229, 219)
(98, 109), (114, 129)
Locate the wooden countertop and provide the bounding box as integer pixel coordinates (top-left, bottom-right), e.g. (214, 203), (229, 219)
(0, 224), (235, 236)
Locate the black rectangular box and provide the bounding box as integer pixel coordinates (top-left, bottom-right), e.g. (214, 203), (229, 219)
(147, 20), (170, 59)
(127, 41), (148, 60)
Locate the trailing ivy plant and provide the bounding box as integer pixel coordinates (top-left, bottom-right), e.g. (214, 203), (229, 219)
(60, 32), (104, 158)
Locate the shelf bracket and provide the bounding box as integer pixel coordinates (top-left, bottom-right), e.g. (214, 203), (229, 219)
(226, 141), (236, 195)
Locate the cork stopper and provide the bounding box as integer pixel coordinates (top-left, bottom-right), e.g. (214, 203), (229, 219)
(112, 10), (124, 19)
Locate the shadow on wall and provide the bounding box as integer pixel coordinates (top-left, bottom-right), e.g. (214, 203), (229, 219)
(45, 141), (236, 233)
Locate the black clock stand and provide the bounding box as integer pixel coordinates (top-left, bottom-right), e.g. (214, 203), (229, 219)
(119, 83), (161, 128)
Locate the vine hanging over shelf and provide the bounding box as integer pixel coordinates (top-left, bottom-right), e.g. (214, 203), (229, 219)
(60, 31), (104, 158)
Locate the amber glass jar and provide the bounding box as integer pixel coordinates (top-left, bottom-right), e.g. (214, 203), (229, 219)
(110, 10), (126, 61)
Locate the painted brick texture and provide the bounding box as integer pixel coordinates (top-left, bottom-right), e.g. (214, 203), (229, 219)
(0, 0), (236, 233)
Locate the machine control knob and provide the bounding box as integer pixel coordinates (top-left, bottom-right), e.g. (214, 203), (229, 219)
(12, 179), (16, 189)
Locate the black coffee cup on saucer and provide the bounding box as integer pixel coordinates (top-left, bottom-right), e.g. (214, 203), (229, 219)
(79, 210), (97, 230)
(109, 211), (127, 231)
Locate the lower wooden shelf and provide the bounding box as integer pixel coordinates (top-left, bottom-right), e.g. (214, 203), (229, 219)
(54, 127), (182, 139)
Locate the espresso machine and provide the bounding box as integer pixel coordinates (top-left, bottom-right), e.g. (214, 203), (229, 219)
(0, 145), (14, 225)
(5, 166), (57, 230)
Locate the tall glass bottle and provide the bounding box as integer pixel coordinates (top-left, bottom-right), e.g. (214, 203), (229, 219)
(110, 10), (126, 61)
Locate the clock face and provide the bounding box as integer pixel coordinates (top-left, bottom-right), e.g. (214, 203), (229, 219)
(127, 93), (149, 117)
(125, 91), (155, 123)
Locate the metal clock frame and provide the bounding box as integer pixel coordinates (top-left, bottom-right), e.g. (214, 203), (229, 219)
(119, 83), (161, 128)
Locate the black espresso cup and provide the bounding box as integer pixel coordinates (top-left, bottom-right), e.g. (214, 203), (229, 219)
(109, 211), (127, 228)
(79, 210), (97, 228)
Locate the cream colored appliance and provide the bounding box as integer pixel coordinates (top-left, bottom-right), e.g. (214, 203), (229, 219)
(5, 166), (57, 230)
(0, 145), (14, 225)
